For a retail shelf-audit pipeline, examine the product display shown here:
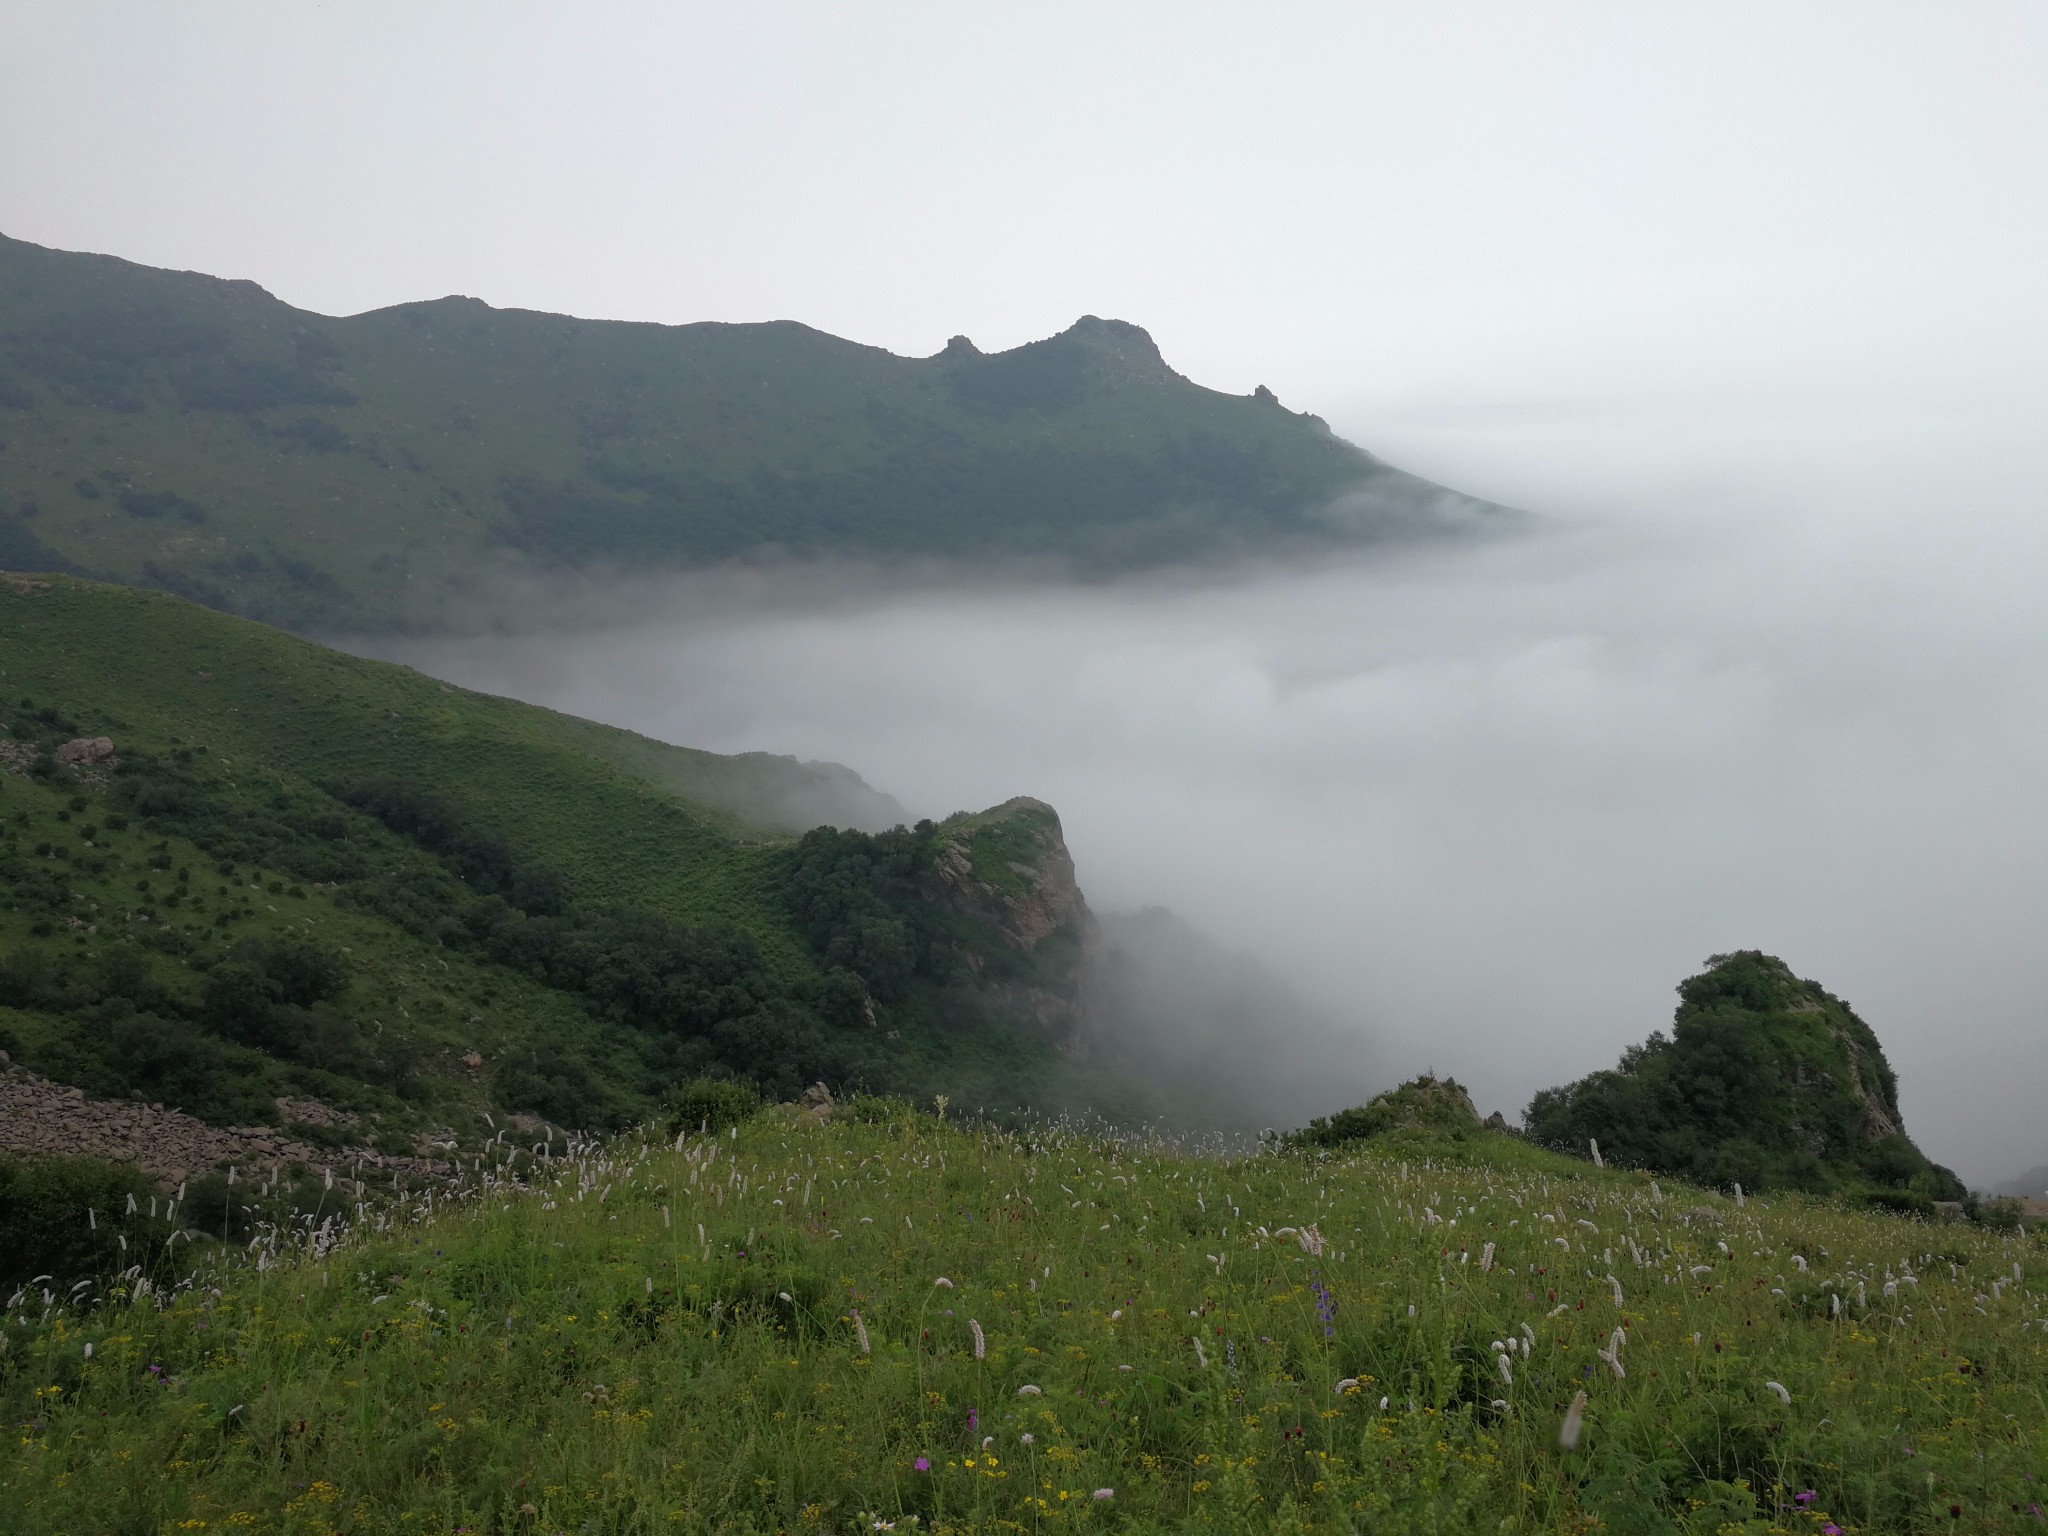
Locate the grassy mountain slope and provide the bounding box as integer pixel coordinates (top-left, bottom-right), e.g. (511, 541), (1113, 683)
(0, 232), (1514, 633)
(1525, 952), (1965, 1210)
(0, 576), (1094, 1140)
(4, 1111), (2042, 1533)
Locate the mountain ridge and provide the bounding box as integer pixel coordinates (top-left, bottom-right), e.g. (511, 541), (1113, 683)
(0, 231), (1518, 633)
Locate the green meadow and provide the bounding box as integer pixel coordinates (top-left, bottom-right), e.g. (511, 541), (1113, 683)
(4, 1109), (2042, 1535)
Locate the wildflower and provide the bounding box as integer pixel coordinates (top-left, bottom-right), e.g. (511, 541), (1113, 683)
(1496, 1353), (1513, 1386)
(1016, 1384), (1043, 1396)
(1480, 1242), (1495, 1272)
(1092, 1489), (1114, 1500)
(913, 1456), (930, 1472)
(969, 1319), (986, 1359)
(1020, 1433), (1035, 1446)
(1310, 1276), (1337, 1338)
(1764, 1380), (1792, 1405)
(1334, 1377), (1359, 1395)
(933, 1277), (954, 1289)
(1795, 1490), (1817, 1506)
(851, 1310), (871, 1355)
(1191, 1336), (1208, 1368)
(1559, 1390), (1588, 1451)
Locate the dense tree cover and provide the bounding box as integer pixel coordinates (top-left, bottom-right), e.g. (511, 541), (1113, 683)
(1524, 951), (1965, 1208)
(333, 783), (1046, 1124)
(0, 672), (1063, 1137)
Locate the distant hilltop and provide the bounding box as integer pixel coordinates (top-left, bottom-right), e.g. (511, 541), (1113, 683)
(0, 232), (1518, 634)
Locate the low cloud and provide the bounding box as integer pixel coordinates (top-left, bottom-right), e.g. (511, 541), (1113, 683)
(352, 441), (2048, 1186)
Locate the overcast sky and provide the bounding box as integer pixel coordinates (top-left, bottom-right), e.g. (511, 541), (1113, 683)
(6, 2), (2044, 487)
(8, 3), (2047, 1181)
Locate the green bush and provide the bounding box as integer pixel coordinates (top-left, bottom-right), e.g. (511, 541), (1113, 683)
(1286, 1074), (1482, 1151)
(0, 1154), (178, 1287)
(663, 1077), (761, 1138)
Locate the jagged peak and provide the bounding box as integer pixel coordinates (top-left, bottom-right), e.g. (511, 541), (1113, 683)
(1055, 314), (1165, 364)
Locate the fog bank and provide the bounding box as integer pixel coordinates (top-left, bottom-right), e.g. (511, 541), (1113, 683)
(354, 437), (2048, 1186)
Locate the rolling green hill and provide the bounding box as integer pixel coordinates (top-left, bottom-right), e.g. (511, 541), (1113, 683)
(0, 232), (1515, 633)
(0, 576), (1099, 1147)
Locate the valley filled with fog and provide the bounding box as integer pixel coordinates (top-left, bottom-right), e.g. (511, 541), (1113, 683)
(355, 406), (2048, 1190)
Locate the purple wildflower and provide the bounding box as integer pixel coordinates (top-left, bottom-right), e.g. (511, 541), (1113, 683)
(1310, 1273), (1337, 1339)
(1796, 1490), (1817, 1506)
(913, 1457), (930, 1472)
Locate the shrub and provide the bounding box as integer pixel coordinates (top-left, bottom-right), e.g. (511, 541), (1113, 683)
(0, 1154), (177, 1287)
(664, 1077), (761, 1138)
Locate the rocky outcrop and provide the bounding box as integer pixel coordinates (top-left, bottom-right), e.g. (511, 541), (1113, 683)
(1524, 952), (1965, 1205)
(921, 797), (1098, 1052)
(0, 1066), (450, 1185)
(54, 736), (116, 767)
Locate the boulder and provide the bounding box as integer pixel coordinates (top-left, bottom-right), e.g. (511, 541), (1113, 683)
(54, 736), (116, 766)
(799, 1082), (835, 1122)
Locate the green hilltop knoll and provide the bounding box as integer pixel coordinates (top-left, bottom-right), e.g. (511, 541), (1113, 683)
(1526, 951), (1968, 1212)
(0, 576), (1109, 1203)
(0, 231), (1514, 634)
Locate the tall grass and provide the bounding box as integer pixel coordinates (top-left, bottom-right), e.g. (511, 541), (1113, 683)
(3, 1113), (2043, 1534)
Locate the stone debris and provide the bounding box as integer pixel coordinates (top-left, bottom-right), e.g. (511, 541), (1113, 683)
(0, 1065), (450, 1186)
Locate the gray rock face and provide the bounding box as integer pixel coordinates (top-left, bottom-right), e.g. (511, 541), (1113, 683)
(53, 735), (116, 765)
